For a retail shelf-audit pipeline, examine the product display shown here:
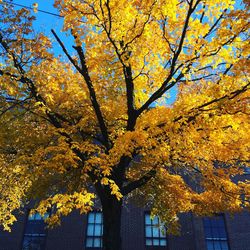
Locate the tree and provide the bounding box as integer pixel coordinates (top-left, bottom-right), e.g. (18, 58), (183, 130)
(0, 0), (249, 249)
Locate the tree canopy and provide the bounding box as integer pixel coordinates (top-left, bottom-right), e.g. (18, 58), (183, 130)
(0, 0), (249, 238)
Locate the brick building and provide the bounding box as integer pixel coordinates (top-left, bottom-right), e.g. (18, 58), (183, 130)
(0, 201), (250, 250)
(1, 167), (250, 250)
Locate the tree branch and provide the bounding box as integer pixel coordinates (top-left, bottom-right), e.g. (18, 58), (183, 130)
(52, 29), (111, 150)
(121, 169), (157, 195)
(137, 0), (196, 115)
(174, 81), (250, 124)
(123, 64), (138, 131)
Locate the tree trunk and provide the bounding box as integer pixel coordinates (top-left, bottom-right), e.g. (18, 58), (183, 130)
(101, 195), (123, 250)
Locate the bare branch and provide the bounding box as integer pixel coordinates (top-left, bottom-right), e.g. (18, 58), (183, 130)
(52, 29), (111, 150)
(121, 168), (157, 195)
(174, 81), (250, 123)
(51, 29), (82, 72)
(137, 0), (197, 115)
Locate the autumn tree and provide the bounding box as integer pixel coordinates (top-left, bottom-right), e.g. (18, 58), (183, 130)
(0, 0), (250, 249)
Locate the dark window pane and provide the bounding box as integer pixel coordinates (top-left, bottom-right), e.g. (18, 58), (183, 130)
(205, 227), (212, 238)
(212, 227), (219, 238)
(217, 220), (224, 228)
(95, 225), (102, 236)
(146, 239), (152, 246)
(145, 226), (152, 237)
(218, 227), (227, 239)
(221, 241), (229, 250)
(153, 239), (160, 246)
(28, 214), (35, 221)
(145, 214), (151, 225)
(88, 213), (95, 223)
(203, 218), (211, 227)
(86, 238), (93, 247)
(35, 213), (42, 220)
(152, 216), (159, 225)
(214, 240), (221, 250)
(160, 239), (167, 246)
(29, 212), (49, 221)
(94, 238), (101, 247)
(22, 235), (46, 250)
(87, 225), (94, 236)
(210, 218), (217, 227)
(95, 213), (102, 224)
(152, 227), (159, 237)
(206, 240), (214, 250)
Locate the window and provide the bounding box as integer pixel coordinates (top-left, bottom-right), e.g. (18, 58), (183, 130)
(145, 213), (167, 246)
(244, 166), (250, 174)
(203, 215), (229, 250)
(22, 212), (48, 250)
(86, 212), (103, 248)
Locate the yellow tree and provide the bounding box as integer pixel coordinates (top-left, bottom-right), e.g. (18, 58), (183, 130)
(0, 0), (250, 249)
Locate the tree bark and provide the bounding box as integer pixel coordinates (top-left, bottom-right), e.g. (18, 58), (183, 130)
(101, 195), (123, 250)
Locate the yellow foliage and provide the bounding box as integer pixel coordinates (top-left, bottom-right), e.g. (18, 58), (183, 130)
(0, 0), (249, 233)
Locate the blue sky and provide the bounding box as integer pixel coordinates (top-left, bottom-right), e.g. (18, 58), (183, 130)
(15, 1), (71, 57)
(17, 1), (61, 34)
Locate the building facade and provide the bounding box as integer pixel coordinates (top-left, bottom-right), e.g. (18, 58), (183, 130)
(0, 202), (250, 250)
